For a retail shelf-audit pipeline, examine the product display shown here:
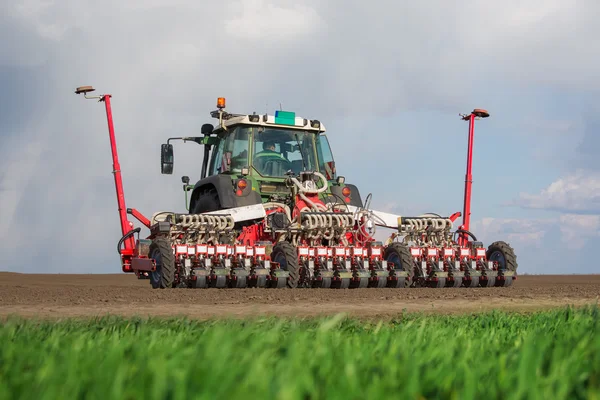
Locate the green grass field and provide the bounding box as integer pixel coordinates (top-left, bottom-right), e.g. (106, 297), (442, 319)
(1, 306), (599, 400)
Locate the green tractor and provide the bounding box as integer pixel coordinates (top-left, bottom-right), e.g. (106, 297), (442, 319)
(160, 97), (364, 218)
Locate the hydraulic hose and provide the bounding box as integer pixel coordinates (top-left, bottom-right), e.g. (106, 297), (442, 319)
(455, 228), (478, 242)
(418, 212), (442, 218)
(117, 227), (141, 254)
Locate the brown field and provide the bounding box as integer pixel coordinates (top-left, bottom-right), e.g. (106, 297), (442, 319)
(1, 272), (598, 320)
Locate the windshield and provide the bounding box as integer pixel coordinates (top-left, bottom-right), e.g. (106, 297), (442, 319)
(253, 128), (317, 177)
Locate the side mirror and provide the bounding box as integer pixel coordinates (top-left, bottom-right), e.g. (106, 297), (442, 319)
(161, 143), (174, 174)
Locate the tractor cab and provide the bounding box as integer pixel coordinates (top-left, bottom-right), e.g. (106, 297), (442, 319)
(160, 98), (363, 215)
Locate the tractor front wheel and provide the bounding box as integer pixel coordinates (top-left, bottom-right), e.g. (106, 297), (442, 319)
(271, 241), (300, 289)
(149, 237), (175, 289)
(192, 188), (221, 214)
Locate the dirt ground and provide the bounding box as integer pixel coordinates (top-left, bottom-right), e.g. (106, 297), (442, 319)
(1, 272), (598, 320)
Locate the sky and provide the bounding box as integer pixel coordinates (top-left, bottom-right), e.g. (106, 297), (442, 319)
(0, 0), (599, 275)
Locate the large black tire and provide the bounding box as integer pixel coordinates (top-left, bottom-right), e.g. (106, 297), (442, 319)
(383, 242), (413, 288)
(192, 188), (221, 214)
(486, 241), (518, 282)
(149, 237), (175, 289)
(192, 187), (255, 231)
(271, 241), (300, 289)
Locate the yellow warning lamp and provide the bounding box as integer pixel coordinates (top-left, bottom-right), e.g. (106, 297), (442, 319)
(217, 97), (226, 109)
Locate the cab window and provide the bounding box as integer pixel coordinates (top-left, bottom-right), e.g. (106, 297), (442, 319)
(316, 134), (336, 180)
(208, 127), (251, 176)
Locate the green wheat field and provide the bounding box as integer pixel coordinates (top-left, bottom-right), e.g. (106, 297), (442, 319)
(1, 306), (599, 400)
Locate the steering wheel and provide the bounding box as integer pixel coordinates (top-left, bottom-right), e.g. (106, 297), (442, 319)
(261, 157), (292, 175)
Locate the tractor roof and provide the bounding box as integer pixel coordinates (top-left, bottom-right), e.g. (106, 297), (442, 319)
(210, 109), (327, 133)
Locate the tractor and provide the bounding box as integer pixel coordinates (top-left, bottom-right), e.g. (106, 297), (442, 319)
(160, 97), (363, 224)
(74, 86), (518, 290)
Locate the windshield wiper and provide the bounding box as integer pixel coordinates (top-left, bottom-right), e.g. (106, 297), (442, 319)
(294, 133), (308, 172)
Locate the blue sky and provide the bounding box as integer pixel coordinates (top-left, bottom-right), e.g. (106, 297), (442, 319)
(0, 0), (598, 274)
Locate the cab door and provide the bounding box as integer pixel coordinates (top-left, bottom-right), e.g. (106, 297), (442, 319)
(315, 134), (337, 181)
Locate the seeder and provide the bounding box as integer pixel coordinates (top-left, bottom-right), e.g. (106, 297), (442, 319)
(75, 86), (517, 289)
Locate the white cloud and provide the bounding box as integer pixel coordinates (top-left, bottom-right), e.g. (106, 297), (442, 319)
(470, 217), (554, 248)
(513, 169), (600, 214)
(0, 135), (45, 246)
(8, 0), (75, 41)
(559, 214), (600, 250)
(224, 0), (322, 40)
(469, 214), (599, 262)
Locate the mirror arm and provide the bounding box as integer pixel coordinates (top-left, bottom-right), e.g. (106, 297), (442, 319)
(200, 144), (211, 179)
(183, 184), (194, 211)
(167, 137), (206, 145)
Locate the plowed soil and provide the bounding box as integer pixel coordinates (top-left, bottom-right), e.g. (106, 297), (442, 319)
(1, 272), (598, 320)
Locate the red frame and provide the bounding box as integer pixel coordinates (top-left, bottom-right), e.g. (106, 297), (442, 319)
(99, 94), (152, 272)
(459, 112), (477, 246)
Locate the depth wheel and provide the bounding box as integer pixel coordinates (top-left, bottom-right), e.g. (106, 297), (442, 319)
(357, 277), (369, 288)
(314, 277), (331, 288)
(383, 242), (413, 288)
(498, 276), (513, 287)
(234, 276), (247, 288)
(393, 277), (406, 288)
(449, 277), (463, 288)
(271, 277), (287, 288)
(211, 275), (227, 288)
(149, 237), (175, 289)
(482, 276), (496, 287)
(464, 276), (479, 288)
(368, 272), (387, 288)
(194, 275), (207, 289)
(336, 277), (350, 289)
(430, 277), (446, 288)
(271, 242), (300, 288)
(256, 275), (268, 288)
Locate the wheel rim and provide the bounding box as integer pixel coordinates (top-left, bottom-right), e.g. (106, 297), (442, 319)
(273, 251), (287, 270)
(150, 248), (162, 282)
(387, 251), (402, 270)
(488, 250), (506, 271)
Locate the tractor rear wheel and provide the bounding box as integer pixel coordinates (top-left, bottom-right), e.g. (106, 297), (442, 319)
(271, 241), (300, 289)
(149, 237), (175, 289)
(486, 241), (518, 287)
(383, 242), (413, 288)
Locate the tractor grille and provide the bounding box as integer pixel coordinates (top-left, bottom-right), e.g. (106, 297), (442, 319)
(260, 182), (289, 194)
